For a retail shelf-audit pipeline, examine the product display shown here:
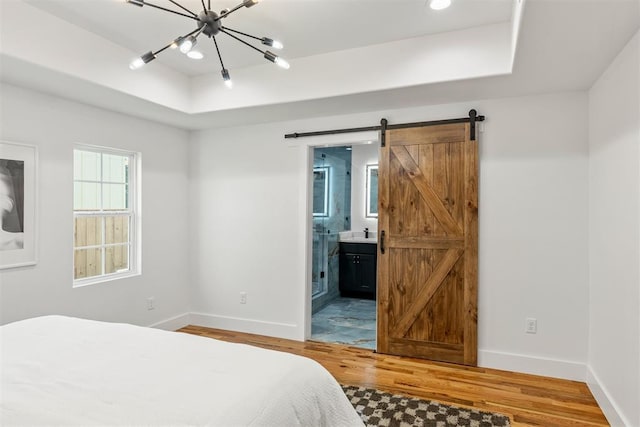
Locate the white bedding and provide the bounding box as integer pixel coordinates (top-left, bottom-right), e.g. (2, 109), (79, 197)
(0, 316), (363, 426)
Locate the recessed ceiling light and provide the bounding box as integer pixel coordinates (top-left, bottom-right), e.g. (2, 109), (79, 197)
(187, 50), (204, 60)
(430, 0), (451, 10)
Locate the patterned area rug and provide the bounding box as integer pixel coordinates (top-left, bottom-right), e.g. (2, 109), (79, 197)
(342, 385), (511, 427)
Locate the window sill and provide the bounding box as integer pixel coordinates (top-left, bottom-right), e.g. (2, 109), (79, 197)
(73, 271), (141, 288)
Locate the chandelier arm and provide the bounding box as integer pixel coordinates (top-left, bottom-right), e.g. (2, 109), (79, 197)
(219, 28), (265, 55)
(167, 26), (204, 49)
(167, 0), (198, 17)
(214, 3), (244, 21)
(208, 0), (211, 10)
(195, 25), (207, 38)
(200, 0), (207, 13)
(183, 26), (204, 39)
(135, 0), (199, 21)
(212, 36), (227, 70)
(152, 41), (175, 56)
(221, 26), (261, 42)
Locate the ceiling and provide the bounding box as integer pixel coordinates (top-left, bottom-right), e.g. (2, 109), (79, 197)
(24, 0), (514, 76)
(1, 0), (639, 130)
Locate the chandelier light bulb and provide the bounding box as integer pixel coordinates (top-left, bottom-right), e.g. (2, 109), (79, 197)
(222, 69), (233, 88)
(179, 36), (196, 53)
(129, 51), (155, 70)
(429, 0), (451, 10)
(275, 57), (290, 69)
(264, 50), (290, 70)
(129, 58), (145, 70)
(262, 37), (283, 50)
(179, 40), (192, 53)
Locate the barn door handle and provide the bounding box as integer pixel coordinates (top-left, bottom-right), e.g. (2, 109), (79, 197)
(380, 230), (386, 254)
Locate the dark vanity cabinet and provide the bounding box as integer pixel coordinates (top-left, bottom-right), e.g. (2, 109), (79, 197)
(339, 242), (377, 299)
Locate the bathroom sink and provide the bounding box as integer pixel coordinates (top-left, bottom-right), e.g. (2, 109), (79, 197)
(339, 231), (377, 244)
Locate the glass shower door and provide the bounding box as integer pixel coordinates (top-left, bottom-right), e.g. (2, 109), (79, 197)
(311, 147), (351, 313)
(312, 226), (328, 298)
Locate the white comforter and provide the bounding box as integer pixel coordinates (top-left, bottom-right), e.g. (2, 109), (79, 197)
(0, 316), (363, 426)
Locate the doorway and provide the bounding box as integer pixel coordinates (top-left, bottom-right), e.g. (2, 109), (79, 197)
(299, 112), (479, 364)
(310, 143), (379, 350)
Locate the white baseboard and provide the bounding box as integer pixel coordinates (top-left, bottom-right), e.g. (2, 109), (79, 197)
(190, 312), (302, 341)
(148, 313), (192, 331)
(586, 366), (629, 427)
(478, 349), (586, 381)
(154, 317), (593, 384)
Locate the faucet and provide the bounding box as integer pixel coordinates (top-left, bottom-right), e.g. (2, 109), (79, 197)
(364, 227), (369, 238)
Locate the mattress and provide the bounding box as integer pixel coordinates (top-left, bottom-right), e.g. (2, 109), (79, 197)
(0, 316), (363, 426)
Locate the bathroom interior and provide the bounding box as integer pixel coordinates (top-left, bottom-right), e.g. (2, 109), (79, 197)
(311, 143), (378, 350)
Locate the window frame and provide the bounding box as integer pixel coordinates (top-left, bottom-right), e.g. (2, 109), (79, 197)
(72, 145), (141, 287)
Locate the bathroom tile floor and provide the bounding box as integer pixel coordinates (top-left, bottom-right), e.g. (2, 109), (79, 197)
(311, 297), (376, 350)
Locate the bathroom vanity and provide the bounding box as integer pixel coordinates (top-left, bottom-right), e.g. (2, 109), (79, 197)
(338, 231), (377, 299)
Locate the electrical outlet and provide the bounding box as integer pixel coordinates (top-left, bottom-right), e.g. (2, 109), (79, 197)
(525, 317), (537, 334)
(147, 297), (155, 311)
(240, 292), (247, 304)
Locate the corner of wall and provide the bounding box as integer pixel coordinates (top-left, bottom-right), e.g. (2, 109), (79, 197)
(509, 0), (527, 69)
(148, 313), (192, 331)
(586, 28), (640, 427)
(586, 366), (629, 427)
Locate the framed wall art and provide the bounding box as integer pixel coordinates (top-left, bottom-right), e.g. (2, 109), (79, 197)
(0, 142), (38, 269)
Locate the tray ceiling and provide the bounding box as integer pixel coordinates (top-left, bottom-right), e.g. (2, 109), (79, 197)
(24, 0), (514, 76)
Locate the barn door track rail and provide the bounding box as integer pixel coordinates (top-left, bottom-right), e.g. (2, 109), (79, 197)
(284, 110), (485, 146)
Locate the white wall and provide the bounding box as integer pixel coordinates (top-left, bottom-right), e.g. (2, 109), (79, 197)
(189, 91), (590, 379)
(0, 83), (190, 328)
(190, 23), (512, 114)
(350, 143), (379, 233)
(0, 82), (596, 383)
(587, 30), (640, 427)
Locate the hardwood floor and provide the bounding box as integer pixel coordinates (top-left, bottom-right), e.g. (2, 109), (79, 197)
(178, 325), (608, 427)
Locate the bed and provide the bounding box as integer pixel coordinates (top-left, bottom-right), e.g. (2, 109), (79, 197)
(0, 316), (363, 426)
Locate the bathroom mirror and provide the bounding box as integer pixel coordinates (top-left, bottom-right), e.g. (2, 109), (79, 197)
(313, 166), (329, 217)
(366, 164), (378, 218)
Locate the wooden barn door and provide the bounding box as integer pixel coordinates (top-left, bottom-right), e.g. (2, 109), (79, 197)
(377, 121), (478, 366)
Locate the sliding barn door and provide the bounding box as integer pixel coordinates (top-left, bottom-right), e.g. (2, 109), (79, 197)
(377, 122), (478, 366)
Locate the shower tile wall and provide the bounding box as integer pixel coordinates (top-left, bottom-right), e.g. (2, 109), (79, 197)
(312, 147), (351, 314)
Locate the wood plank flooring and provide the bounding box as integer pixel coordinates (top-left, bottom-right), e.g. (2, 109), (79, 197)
(178, 325), (608, 427)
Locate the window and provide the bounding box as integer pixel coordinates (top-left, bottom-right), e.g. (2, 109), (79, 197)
(73, 147), (139, 285)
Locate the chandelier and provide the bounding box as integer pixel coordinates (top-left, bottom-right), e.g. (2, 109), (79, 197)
(126, 0), (289, 88)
